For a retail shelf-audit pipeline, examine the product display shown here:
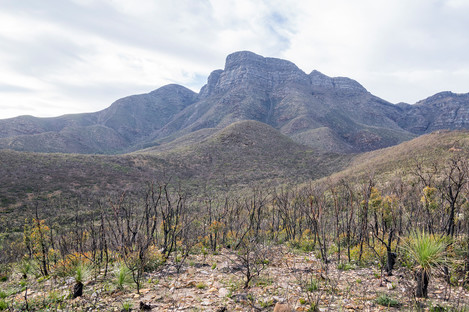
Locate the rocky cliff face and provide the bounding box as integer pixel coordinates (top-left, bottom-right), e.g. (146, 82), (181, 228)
(153, 51), (412, 153)
(0, 51), (467, 154)
(397, 92), (469, 134)
(309, 70), (367, 94)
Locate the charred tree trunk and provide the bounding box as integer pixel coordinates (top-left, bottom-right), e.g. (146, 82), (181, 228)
(72, 281), (83, 299)
(415, 269), (429, 298)
(385, 251), (397, 276)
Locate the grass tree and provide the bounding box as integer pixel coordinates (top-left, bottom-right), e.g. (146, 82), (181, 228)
(114, 262), (132, 290)
(402, 230), (448, 298)
(18, 258), (33, 279)
(72, 261), (89, 299)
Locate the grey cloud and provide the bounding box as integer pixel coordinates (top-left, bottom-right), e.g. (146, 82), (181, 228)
(1, 0), (468, 119)
(0, 35), (87, 77)
(1, 0), (221, 66)
(369, 2), (469, 71)
(0, 83), (34, 93)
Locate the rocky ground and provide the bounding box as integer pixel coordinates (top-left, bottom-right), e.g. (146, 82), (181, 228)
(5, 247), (469, 311)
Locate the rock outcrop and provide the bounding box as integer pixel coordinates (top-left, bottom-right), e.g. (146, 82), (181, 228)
(398, 91), (469, 134)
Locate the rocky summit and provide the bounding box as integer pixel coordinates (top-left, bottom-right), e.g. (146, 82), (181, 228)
(0, 51), (468, 154)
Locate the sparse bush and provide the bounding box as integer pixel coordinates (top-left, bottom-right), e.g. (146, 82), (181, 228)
(122, 300), (133, 311)
(375, 293), (399, 307)
(337, 262), (353, 271)
(47, 290), (65, 305)
(259, 298), (274, 308)
(114, 262), (132, 290)
(0, 299), (8, 311)
(307, 302), (319, 312)
(307, 278), (320, 292)
(143, 245), (165, 272)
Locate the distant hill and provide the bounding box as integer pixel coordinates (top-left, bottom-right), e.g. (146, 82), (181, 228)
(145, 120), (349, 186)
(0, 84), (196, 153)
(324, 130), (469, 185)
(0, 51), (468, 154)
(0, 120), (350, 218)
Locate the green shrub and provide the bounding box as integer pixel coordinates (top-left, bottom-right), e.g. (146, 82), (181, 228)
(375, 294), (399, 307)
(402, 231), (448, 272)
(114, 263), (132, 290)
(337, 262), (353, 271)
(0, 299), (8, 311)
(122, 300), (133, 311)
(74, 262), (89, 284)
(18, 258), (33, 279)
(401, 230), (448, 297)
(428, 303), (469, 311)
(288, 238), (316, 252)
(306, 278), (319, 292)
(307, 302), (319, 312)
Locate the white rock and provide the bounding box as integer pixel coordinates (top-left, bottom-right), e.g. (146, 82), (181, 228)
(218, 287), (230, 297)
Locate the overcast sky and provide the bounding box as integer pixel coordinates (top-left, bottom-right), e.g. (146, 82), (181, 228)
(1, 0), (469, 119)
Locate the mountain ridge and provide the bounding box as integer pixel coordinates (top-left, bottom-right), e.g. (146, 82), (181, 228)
(0, 51), (468, 154)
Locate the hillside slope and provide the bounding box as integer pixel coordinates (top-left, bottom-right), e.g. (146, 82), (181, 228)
(324, 130), (469, 184)
(146, 120), (348, 186)
(0, 121), (350, 228)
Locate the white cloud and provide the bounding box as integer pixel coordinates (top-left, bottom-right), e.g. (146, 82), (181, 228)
(0, 0), (468, 118)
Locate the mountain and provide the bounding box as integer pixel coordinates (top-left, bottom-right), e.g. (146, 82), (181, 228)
(0, 84), (196, 153)
(397, 91), (469, 134)
(0, 51), (467, 154)
(153, 52), (414, 153)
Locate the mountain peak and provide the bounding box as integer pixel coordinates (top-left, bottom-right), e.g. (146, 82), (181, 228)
(416, 91), (460, 104)
(199, 70), (223, 98)
(224, 51), (265, 70)
(309, 70), (367, 93)
(224, 51), (300, 72)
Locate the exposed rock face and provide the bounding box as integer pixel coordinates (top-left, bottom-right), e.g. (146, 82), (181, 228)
(309, 70), (367, 94)
(398, 92), (469, 134)
(0, 51), (467, 154)
(153, 51), (412, 153)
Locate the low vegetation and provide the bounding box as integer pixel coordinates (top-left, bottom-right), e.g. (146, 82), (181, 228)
(1, 130), (469, 310)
